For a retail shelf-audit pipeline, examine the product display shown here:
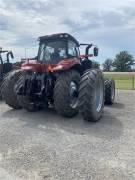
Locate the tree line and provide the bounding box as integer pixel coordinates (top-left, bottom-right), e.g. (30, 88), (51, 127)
(92, 51), (135, 72)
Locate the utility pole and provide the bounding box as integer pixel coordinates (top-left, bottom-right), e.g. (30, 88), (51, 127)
(25, 48), (26, 59)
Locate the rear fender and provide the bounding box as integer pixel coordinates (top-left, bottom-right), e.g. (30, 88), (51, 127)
(51, 58), (81, 72)
(21, 60), (42, 72)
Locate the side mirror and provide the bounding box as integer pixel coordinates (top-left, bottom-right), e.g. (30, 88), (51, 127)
(94, 47), (98, 57)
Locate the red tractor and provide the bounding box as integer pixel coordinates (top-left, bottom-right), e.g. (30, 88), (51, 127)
(2, 33), (115, 122)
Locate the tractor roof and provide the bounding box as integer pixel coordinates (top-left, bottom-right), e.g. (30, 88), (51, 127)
(39, 33), (79, 46)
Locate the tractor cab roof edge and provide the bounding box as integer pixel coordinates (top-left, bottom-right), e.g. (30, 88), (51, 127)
(38, 33), (79, 46)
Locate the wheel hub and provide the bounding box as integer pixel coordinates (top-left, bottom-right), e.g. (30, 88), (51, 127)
(69, 81), (78, 108)
(95, 78), (104, 112)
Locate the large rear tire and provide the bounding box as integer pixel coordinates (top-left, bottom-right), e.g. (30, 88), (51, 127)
(54, 70), (80, 117)
(0, 83), (2, 100)
(15, 75), (42, 112)
(2, 70), (22, 109)
(0, 81), (3, 100)
(0, 72), (13, 100)
(79, 69), (104, 122)
(104, 78), (115, 105)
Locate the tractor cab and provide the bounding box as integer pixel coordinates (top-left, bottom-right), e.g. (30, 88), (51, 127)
(37, 33), (98, 64)
(22, 33), (99, 73)
(38, 33), (80, 64)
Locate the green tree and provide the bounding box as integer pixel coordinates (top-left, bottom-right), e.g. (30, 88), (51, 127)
(92, 61), (100, 69)
(113, 51), (134, 72)
(103, 58), (113, 71)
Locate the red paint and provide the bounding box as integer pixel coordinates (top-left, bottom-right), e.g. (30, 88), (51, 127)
(21, 58), (81, 73)
(21, 60), (42, 72)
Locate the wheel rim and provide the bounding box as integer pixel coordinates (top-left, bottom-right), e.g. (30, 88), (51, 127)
(69, 81), (78, 109)
(95, 78), (104, 112)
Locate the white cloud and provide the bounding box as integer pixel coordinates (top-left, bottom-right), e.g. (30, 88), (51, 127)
(0, 0), (135, 62)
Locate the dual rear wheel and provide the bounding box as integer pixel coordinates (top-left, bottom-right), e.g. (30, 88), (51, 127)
(54, 69), (105, 122)
(104, 78), (115, 105)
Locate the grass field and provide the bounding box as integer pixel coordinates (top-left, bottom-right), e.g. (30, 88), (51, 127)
(104, 73), (135, 90)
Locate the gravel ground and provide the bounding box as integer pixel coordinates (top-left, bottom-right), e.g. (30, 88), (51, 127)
(0, 90), (135, 180)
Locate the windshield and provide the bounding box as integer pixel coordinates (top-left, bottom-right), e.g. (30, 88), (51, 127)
(38, 40), (67, 63)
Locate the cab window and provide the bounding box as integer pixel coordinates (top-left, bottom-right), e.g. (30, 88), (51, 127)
(68, 41), (79, 57)
(38, 40), (67, 63)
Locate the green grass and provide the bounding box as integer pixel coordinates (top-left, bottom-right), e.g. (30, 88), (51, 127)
(104, 74), (135, 90)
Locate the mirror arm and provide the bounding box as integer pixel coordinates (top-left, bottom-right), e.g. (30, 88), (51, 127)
(6, 51), (14, 63)
(85, 44), (93, 57)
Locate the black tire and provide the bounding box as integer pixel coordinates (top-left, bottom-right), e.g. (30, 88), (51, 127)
(16, 75), (42, 112)
(79, 69), (104, 122)
(104, 78), (115, 105)
(2, 70), (22, 109)
(0, 71), (14, 100)
(0, 83), (2, 100)
(0, 81), (3, 100)
(54, 70), (80, 117)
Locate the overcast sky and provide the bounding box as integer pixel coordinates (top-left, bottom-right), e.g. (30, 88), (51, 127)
(0, 0), (135, 63)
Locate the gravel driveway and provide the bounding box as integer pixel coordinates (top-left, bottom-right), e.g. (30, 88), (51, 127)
(0, 90), (135, 180)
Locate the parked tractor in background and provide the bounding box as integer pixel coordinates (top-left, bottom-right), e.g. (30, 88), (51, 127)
(1, 33), (115, 122)
(0, 47), (14, 78)
(0, 48), (15, 99)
